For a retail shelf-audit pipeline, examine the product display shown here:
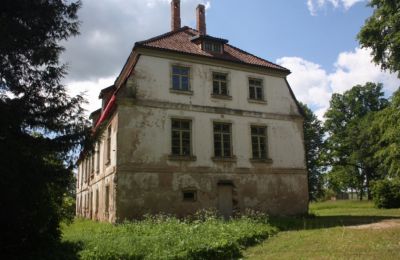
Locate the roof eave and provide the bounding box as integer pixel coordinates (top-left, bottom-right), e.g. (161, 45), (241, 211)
(135, 45), (291, 76)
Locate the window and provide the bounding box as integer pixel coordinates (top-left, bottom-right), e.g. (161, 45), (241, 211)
(249, 78), (264, 100)
(171, 119), (192, 156)
(204, 42), (222, 53)
(251, 126), (267, 159)
(106, 126), (111, 164)
(90, 153), (94, 175)
(95, 189), (99, 213)
(213, 123), (232, 158)
(172, 66), (190, 91)
(80, 163), (84, 187)
(105, 186), (110, 214)
(182, 190), (197, 201)
(84, 159), (88, 183)
(96, 142), (100, 173)
(212, 73), (228, 96)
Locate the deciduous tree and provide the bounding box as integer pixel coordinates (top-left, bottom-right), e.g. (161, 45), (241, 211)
(324, 83), (388, 199)
(358, 0), (400, 76)
(299, 102), (325, 201)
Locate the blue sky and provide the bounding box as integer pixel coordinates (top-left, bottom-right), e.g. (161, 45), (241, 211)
(205, 0), (372, 72)
(63, 0), (398, 119)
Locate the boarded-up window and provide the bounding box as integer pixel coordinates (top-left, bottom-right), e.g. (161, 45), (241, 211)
(95, 189), (99, 213)
(105, 186), (109, 214)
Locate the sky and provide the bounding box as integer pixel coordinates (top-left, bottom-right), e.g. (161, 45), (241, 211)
(63, 0), (399, 120)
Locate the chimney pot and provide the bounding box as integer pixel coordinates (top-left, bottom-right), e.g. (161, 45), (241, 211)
(171, 0), (181, 31)
(196, 4), (206, 35)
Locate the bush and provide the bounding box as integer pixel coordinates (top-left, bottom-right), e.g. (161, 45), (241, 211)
(371, 179), (400, 208)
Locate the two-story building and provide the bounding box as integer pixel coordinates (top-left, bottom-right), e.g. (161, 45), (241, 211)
(76, 0), (308, 222)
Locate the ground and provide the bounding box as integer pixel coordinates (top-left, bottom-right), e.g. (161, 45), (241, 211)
(61, 201), (400, 259)
(244, 200), (400, 259)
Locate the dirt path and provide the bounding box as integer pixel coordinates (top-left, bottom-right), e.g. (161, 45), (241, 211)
(347, 219), (400, 229)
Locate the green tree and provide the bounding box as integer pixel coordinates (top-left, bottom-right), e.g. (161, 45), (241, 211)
(372, 89), (400, 177)
(324, 83), (388, 200)
(0, 0), (87, 257)
(358, 0), (400, 75)
(299, 102), (325, 201)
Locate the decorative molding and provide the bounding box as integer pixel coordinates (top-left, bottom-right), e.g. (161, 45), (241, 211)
(117, 98), (303, 122)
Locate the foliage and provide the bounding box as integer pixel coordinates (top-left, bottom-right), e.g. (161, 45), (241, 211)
(323, 83), (388, 199)
(62, 213), (277, 260)
(371, 178), (400, 208)
(299, 102), (325, 201)
(371, 89), (400, 177)
(0, 0), (88, 257)
(358, 0), (400, 76)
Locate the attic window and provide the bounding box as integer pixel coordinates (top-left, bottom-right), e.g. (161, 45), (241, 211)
(204, 42), (222, 53)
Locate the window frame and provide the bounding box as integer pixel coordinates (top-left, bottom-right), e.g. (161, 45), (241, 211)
(248, 77), (264, 101)
(105, 126), (111, 165)
(203, 41), (222, 53)
(171, 65), (191, 92)
(170, 118), (193, 157)
(213, 122), (233, 158)
(212, 72), (229, 96)
(105, 185), (110, 214)
(250, 125), (268, 160)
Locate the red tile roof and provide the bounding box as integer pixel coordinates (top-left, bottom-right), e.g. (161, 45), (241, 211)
(135, 26), (290, 73)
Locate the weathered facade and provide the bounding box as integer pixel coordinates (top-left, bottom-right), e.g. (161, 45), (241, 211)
(76, 0), (308, 222)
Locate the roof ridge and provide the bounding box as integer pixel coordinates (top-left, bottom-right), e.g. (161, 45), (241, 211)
(136, 26), (193, 46)
(226, 43), (289, 72)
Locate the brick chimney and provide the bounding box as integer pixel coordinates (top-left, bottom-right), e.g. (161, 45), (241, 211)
(196, 4), (206, 35)
(171, 0), (181, 31)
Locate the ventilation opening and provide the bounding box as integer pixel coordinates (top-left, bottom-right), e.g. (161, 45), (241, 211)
(182, 190), (197, 201)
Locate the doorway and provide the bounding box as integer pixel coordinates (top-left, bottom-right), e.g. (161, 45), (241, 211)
(218, 183), (233, 219)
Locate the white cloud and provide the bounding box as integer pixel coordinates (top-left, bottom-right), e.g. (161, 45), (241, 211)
(66, 76), (116, 115)
(277, 47), (399, 120)
(62, 0), (212, 82)
(63, 0), (212, 114)
(307, 0), (365, 15)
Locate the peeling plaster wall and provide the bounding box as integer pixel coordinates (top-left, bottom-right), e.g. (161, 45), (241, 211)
(132, 55), (300, 116)
(113, 54), (308, 220)
(76, 114), (118, 222)
(116, 171), (308, 219)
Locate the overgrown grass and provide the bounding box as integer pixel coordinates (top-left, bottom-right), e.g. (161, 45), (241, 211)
(62, 212), (277, 260)
(244, 200), (400, 259)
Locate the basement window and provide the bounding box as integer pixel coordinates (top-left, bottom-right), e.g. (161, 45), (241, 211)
(182, 190), (197, 202)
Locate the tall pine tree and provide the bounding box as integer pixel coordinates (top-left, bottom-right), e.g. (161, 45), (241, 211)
(0, 0), (89, 257)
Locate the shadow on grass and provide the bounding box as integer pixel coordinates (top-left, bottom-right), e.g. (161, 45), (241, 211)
(22, 241), (83, 260)
(269, 215), (400, 231)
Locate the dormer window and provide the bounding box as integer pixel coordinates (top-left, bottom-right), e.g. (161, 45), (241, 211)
(190, 35), (228, 54)
(204, 42), (222, 53)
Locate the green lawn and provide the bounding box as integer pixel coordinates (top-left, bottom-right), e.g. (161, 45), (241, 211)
(61, 201), (400, 259)
(244, 201), (400, 259)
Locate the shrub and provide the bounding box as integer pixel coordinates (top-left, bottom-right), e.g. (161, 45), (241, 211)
(371, 179), (400, 208)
